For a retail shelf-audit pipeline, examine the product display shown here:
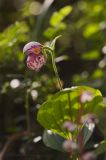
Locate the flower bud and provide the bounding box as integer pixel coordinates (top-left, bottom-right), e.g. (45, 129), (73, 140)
(23, 42), (42, 56)
(81, 114), (99, 124)
(80, 91), (93, 103)
(63, 121), (76, 132)
(23, 42), (46, 71)
(81, 152), (96, 160)
(62, 140), (78, 153)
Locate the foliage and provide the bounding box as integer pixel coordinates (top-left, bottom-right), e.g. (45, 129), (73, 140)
(38, 86), (104, 138)
(0, 0), (106, 159)
(37, 84), (105, 158)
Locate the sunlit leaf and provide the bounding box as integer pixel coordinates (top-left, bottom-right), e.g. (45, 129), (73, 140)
(91, 69), (103, 79)
(50, 5), (72, 27)
(44, 27), (56, 39)
(37, 86), (104, 139)
(81, 50), (100, 60)
(44, 23), (66, 39)
(83, 23), (99, 38)
(0, 21), (29, 48)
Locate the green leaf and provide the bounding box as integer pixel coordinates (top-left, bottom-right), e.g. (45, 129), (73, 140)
(50, 35), (62, 50)
(91, 69), (103, 79)
(43, 130), (65, 152)
(81, 50), (100, 60)
(44, 27), (57, 39)
(38, 99), (71, 138)
(0, 21), (29, 48)
(37, 86), (104, 139)
(50, 5), (72, 27)
(44, 23), (66, 39)
(83, 23), (99, 38)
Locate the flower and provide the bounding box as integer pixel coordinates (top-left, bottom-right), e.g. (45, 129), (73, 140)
(81, 113), (99, 124)
(23, 42), (42, 55)
(63, 121), (76, 132)
(23, 42), (46, 71)
(81, 152), (96, 160)
(62, 140), (78, 153)
(80, 91), (93, 103)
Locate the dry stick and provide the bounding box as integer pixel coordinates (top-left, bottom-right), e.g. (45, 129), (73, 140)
(0, 131), (33, 160)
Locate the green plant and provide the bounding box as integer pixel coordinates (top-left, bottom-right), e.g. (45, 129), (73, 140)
(23, 36), (106, 160)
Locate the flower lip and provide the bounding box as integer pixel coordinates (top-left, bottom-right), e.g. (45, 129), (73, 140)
(26, 53), (46, 71)
(23, 41), (42, 54)
(81, 113), (99, 124)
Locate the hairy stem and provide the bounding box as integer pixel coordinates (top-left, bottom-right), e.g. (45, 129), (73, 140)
(51, 51), (63, 90)
(43, 46), (63, 90)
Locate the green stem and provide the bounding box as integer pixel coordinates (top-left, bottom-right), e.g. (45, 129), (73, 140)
(43, 46), (53, 53)
(43, 46), (63, 91)
(25, 90), (31, 132)
(67, 92), (72, 121)
(51, 51), (63, 90)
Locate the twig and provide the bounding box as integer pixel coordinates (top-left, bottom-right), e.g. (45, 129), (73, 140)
(0, 131), (33, 160)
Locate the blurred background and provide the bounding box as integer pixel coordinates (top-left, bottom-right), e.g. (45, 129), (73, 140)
(0, 0), (106, 159)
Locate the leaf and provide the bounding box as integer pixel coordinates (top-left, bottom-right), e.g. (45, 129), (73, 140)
(91, 69), (103, 79)
(81, 50), (100, 60)
(44, 5), (71, 39)
(44, 23), (66, 39)
(50, 35), (62, 50)
(83, 23), (99, 38)
(83, 123), (95, 145)
(44, 27), (56, 39)
(38, 99), (71, 138)
(37, 86), (104, 139)
(50, 5), (72, 27)
(43, 130), (65, 152)
(0, 21), (29, 48)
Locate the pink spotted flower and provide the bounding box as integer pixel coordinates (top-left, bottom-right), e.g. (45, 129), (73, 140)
(23, 42), (46, 71)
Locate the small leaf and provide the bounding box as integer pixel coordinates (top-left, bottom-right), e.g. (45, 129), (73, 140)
(50, 35), (62, 50)
(91, 69), (103, 79)
(81, 50), (100, 60)
(50, 5), (72, 27)
(83, 23), (99, 38)
(44, 23), (66, 39)
(43, 130), (65, 152)
(44, 27), (56, 39)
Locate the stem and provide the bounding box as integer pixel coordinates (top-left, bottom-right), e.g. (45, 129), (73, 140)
(25, 90), (31, 132)
(0, 131), (32, 160)
(43, 46), (53, 53)
(43, 46), (63, 90)
(67, 92), (72, 121)
(51, 51), (63, 90)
